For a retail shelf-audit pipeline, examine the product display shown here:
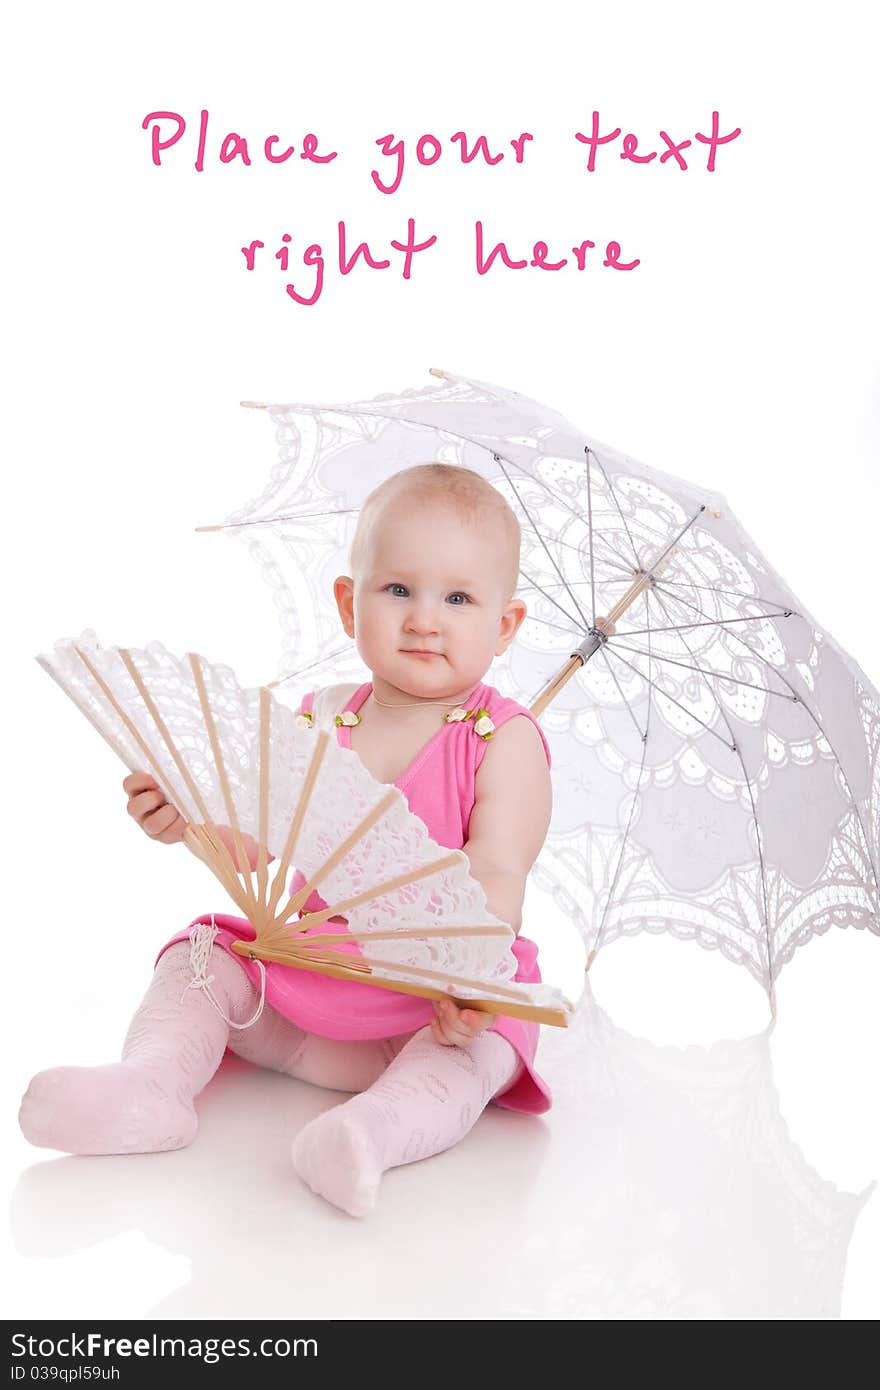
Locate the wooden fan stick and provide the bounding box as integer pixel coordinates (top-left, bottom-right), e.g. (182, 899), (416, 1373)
(55, 645), (570, 1026)
(299, 947), (530, 1001)
(183, 825), (253, 912)
(280, 851), (468, 932)
(188, 654), (259, 917)
(74, 647), (230, 890)
(73, 647), (193, 821)
(278, 785), (401, 923)
(112, 652), (200, 819)
(265, 729), (331, 920)
(286, 923), (513, 948)
(37, 657), (136, 772)
(230, 936), (566, 1025)
(256, 687), (271, 906)
(114, 650), (244, 899)
(238, 932), (530, 1001)
(74, 648), (251, 910)
(55, 654), (252, 912)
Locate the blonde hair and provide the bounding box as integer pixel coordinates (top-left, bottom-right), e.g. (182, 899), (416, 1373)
(350, 463), (521, 596)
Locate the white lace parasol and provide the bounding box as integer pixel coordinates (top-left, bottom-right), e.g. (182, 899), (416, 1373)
(38, 632), (572, 1026)
(197, 367), (880, 1010)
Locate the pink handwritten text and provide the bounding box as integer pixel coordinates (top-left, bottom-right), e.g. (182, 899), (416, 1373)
(475, 222), (639, 273)
(371, 131), (534, 195)
(241, 219), (439, 306)
(574, 110), (740, 172)
(141, 110), (338, 169)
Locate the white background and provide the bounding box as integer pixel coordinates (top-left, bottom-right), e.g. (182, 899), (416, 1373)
(3, 0), (878, 1320)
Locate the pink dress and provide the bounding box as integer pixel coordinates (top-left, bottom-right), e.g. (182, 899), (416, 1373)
(158, 680), (553, 1114)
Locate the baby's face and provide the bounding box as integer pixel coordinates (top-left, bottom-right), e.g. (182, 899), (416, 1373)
(336, 499), (524, 700)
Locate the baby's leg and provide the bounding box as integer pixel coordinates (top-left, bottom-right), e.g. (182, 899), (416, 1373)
(291, 1026), (524, 1217)
(227, 1015), (396, 1095)
(18, 942), (260, 1155)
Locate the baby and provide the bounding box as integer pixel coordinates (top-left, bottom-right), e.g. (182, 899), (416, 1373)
(20, 463), (553, 1217)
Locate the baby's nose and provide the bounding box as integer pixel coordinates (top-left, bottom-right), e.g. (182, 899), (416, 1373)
(404, 603), (441, 633)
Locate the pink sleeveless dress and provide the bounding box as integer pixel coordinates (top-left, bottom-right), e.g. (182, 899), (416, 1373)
(157, 680), (553, 1114)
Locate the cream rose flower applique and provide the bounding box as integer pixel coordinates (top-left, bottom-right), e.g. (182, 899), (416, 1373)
(294, 710), (314, 730)
(444, 705), (495, 740)
(473, 712), (495, 739)
(335, 710), (361, 727)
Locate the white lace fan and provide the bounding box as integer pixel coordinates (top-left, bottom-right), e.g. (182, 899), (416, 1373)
(39, 633), (572, 1027)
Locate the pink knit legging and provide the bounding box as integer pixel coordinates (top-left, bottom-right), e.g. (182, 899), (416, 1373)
(19, 942), (523, 1216)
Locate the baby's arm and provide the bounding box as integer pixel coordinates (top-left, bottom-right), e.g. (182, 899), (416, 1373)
(431, 715), (552, 1046)
(465, 715), (552, 935)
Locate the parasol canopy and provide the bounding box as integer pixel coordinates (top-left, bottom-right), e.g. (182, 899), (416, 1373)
(198, 367), (880, 1011)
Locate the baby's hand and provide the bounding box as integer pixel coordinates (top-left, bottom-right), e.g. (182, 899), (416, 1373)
(123, 772), (186, 845)
(431, 997), (495, 1047)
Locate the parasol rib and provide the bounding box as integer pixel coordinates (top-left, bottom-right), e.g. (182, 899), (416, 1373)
(608, 643), (800, 702)
(590, 612), (656, 963)
(621, 611), (795, 639)
(598, 646), (648, 743)
(587, 448), (643, 570)
(519, 566), (589, 635)
(585, 446), (598, 624)
(197, 507), (359, 532)
(650, 583), (880, 918)
(270, 643), (361, 690)
(530, 529), (634, 578)
(493, 453), (593, 631)
(604, 645), (737, 753)
(655, 576), (796, 611)
(648, 585), (775, 1004)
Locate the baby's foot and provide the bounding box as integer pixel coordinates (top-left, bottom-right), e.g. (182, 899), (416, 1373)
(291, 1103), (385, 1217)
(19, 1063), (198, 1155)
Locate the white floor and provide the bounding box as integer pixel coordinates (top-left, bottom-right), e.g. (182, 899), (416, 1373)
(5, 914), (879, 1321)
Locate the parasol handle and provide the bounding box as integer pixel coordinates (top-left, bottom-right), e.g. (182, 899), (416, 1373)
(530, 617), (617, 719)
(530, 655), (583, 719)
(530, 542), (682, 718)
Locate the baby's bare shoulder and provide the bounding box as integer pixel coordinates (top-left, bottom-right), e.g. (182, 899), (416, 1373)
(470, 716), (551, 865)
(309, 683), (362, 725)
(481, 713), (549, 769)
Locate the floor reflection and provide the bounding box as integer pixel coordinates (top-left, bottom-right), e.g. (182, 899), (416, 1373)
(514, 981), (876, 1318)
(10, 980), (875, 1320)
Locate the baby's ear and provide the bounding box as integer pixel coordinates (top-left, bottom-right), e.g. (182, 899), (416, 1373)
(495, 598), (527, 655)
(334, 575), (356, 637)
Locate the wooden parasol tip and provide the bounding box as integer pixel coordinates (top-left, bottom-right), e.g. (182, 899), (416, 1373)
(194, 524), (221, 533)
(429, 367), (447, 380)
(586, 949), (598, 972)
(240, 400), (268, 409)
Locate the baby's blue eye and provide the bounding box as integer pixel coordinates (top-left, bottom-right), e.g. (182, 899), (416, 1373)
(383, 589), (469, 606)
(386, 584), (409, 597)
(447, 592), (470, 605)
